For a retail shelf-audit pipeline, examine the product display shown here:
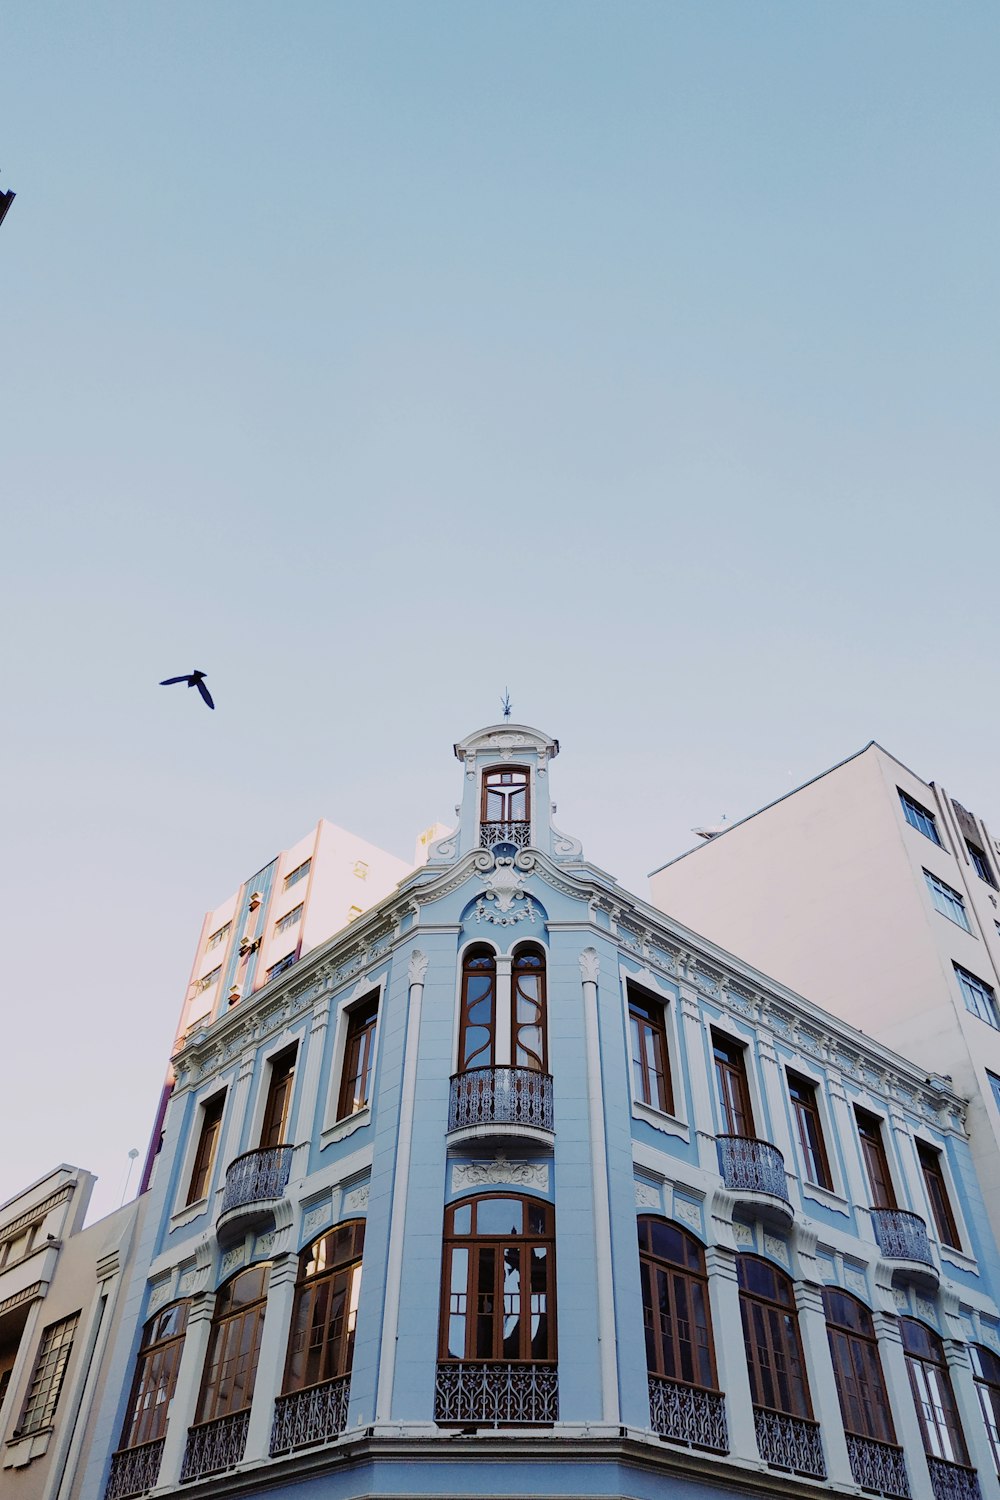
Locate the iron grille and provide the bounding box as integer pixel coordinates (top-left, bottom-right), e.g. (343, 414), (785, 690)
(480, 821), (530, 849)
(717, 1136), (789, 1201)
(220, 1145), (294, 1215)
(846, 1434), (911, 1497)
(179, 1409), (250, 1481)
(448, 1067), (554, 1133)
(870, 1208), (934, 1267)
(753, 1407), (826, 1477)
(434, 1361), (558, 1424)
(927, 1457), (982, 1500)
(104, 1439), (165, 1500)
(270, 1375), (351, 1455)
(648, 1375), (728, 1452)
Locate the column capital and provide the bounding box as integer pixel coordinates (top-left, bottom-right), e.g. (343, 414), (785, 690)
(704, 1244), (739, 1281)
(187, 1289), (217, 1325)
(407, 950), (428, 985)
(872, 1310), (903, 1345)
(579, 948), (600, 985)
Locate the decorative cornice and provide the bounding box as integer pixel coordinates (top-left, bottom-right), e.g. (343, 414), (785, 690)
(0, 1184), (75, 1245)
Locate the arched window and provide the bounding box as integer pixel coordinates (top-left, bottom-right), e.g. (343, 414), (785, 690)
(900, 1318), (970, 1467)
(511, 945), (547, 1072)
(970, 1343), (1000, 1476)
(439, 1194), (555, 1365)
(458, 947), (496, 1071)
(271, 1222), (365, 1455)
(481, 767), (530, 846)
(822, 1289), (908, 1497)
(118, 1301), (190, 1451)
(638, 1218), (716, 1389)
(737, 1255), (825, 1478)
(181, 1265), (270, 1482)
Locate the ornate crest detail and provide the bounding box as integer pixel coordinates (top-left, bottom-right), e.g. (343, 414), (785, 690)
(221, 1245), (246, 1277)
(344, 1183), (370, 1213)
(473, 857), (537, 926)
(634, 1180), (661, 1210)
(733, 1221), (755, 1247)
(551, 823), (582, 861)
(674, 1198), (703, 1231)
(764, 1233), (790, 1267)
(844, 1267), (868, 1298)
(451, 1156), (549, 1191)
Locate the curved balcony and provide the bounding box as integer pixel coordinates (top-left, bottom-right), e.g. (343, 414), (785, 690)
(717, 1136), (792, 1230)
(447, 1066), (554, 1147)
(870, 1207), (938, 1290)
(216, 1145), (293, 1244)
(479, 819), (530, 849)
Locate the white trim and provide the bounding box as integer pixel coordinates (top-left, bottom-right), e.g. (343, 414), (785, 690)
(912, 1129), (974, 1264)
(320, 1106), (372, 1149)
(168, 1080), (231, 1224)
(704, 1014), (766, 1141)
(580, 948), (620, 1423)
(322, 977), (385, 1134)
(781, 1056), (844, 1200)
(631, 1099), (690, 1141)
(451, 937), (500, 1073)
(245, 1028), (306, 1152)
(619, 963), (687, 1129)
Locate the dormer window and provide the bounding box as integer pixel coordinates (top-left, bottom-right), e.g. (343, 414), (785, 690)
(481, 766), (530, 848)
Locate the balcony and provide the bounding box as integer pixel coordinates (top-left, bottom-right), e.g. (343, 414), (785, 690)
(447, 1066), (554, 1146)
(480, 819), (530, 849)
(104, 1439), (164, 1500)
(270, 1375), (351, 1455)
(927, 1457), (982, 1500)
(870, 1208), (938, 1290)
(648, 1376), (728, 1453)
(845, 1434), (911, 1498)
(753, 1407), (826, 1478)
(216, 1145), (293, 1244)
(434, 1361), (558, 1425)
(717, 1136), (792, 1229)
(179, 1410), (249, 1482)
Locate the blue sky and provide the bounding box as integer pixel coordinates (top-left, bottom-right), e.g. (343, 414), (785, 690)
(2, 2), (999, 1219)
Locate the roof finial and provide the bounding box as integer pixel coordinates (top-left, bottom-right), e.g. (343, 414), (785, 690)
(501, 688), (512, 721)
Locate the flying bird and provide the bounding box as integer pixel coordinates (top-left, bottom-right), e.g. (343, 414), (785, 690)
(160, 670), (215, 709)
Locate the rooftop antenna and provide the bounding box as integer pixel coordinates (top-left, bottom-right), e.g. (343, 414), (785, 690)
(501, 688), (512, 721)
(120, 1147), (140, 1205)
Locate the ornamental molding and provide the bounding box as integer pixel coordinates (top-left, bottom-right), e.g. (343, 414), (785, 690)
(0, 1184), (75, 1245)
(343, 1184), (370, 1213)
(408, 951), (429, 985)
(551, 823), (582, 861)
(634, 1180), (661, 1210)
(220, 1245), (246, 1279)
(302, 1200), (332, 1241)
(471, 858), (540, 927)
(579, 948), (600, 984)
(733, 1221), (755, 1247)
(674, 1198), (703, 1232)
(147, 1278), (173, 1313)
(451, 1157), (549, 1192)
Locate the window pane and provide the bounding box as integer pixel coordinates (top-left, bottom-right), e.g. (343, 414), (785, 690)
(475, 1199), (523, 1236)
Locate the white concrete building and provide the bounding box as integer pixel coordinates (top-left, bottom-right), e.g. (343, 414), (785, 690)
(649, 741), (1000, 1251)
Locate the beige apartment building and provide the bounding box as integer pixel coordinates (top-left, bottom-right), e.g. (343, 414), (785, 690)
(649, 741), (1000, 1249)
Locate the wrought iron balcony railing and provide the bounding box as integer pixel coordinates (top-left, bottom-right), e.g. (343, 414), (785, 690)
(870, 1208), (934, 1267)
(179, 1410), (250, 1482)
(648, 1375), (728, 1452)
(479, 820), (530, 849)
(926, 1457), (982, 1500)
(104, 1438), (164, 1500)
(270, 1375), (351, 1455)
(845, 1434), (911, 1498)
(717, 1136), (789, 1202)
(753, 1407), (826, 1478)
(448, 1066), (554, 1134)
(220, 1145), (294, 1216)
(434, 1361), (558, 1425)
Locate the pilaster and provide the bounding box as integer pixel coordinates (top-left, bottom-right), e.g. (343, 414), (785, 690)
(289, 997), (332, 1180)
(218, 1053), (257, 1176)
(757, 1035), (797, 1179)
(792, 1279), (853, 1489)
(679, 988), (720, 1172)
(872, 1311), (934, 1500)
(704, 1244), (759, 1464)
(494, 954), (513, 1065)
(827, 1076), (871, 1219)
(242, 1256), (298, 1462)
(942, 1337), (995, 1487)
(579, 947), (619, 1423)
(156, 1289), (216, 1487)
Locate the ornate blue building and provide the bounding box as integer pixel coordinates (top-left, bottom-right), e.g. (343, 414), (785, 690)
(76, 724), (1000, 1500)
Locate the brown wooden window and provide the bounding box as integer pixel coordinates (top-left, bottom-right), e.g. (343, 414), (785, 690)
(440, 1195), (555, 1364)
(737, 1255), (813, 1419)
(283, 1221), (365, 1393)
(17, 1313), (79, 1435)
(337, 997), (378, 1120)
(822, 1289), (896, 1444)
(787, 1073), (832, 1190)
(512, 945), (547, 1072)
(119, 1302), (190, 1450)
(970, 1343), (1000, 1475)
(458, 947), (496, 1071)
(638, 1217), (717, 1390)
(917, 1141), (961, 1249)
(713, 1033), (754, 1138)
(260, 1046), (297, 1149)
(481, 767), (529, 827)
(629, 985), (673, 1114)
(855, 1111), (897, 1210)
(900, 1318), (969, 1464)
(187, 1093), (225, 1205)
(195, 1265), (270, 1424)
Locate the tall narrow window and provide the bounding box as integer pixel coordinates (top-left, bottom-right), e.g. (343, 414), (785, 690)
(855, 1111), (897, 1210)
(713, 1033), (754, 1138)
(17, 1313), (79, 1435)
(970, 1343), (1000, 1476)
(194, 1266), (270, 1426)
(787, 1073), (832, 1190)
(260, 1047), (297, 1149)
(901, 1318), (970, 1466)
(440, 1194), (555, 1365)
(283, 1222), (365, 1393)
(955, 964), (1000, 1029)
(458, 947), (496, 1072)
(187, 1093), (225, 1205)
(629, 985), (673, 1114)
(899, 790), (942, 845)
(638, 1217), (718, 1390)
(511, 946), (547, 1071)
(737, 1256), (813, 1421)
(118, 1302), (190, 1452)
(480, 767), (530, 847)
(916, 1142), (961, 1250)
(822, 1289), (898, 1446)
(337, 997), (378, 1120)
(924, 871), (972, 932)
(967, 841), (997, 888)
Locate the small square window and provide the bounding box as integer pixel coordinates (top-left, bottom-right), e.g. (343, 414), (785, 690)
(195, 965), (222, 993)
(206, 922), (231, 951)
(283, 859), (311, 891)
(275, 903), (303, 935)
(347, 905), (363, 922)
(968, 841), (997, 889)
(955, 964), (1000, 1029)
(353, 861), (369, 880)
(899, 790), (942, 845)
(924, 871), (972, 932)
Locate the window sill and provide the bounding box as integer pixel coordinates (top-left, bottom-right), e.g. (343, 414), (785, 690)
(940, 1243), (978, 1276)
(321, 1108), (371, 1149)
(169, 1197), (210, 1232)
(4, 1427), (52, 1469)
(631, 1100), (689, 1142)
(800, 1181), (851, 1217)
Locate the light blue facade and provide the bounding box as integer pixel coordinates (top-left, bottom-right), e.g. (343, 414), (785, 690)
(78, 725), (1000, 1500)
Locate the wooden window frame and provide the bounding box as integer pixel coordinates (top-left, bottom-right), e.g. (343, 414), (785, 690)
(713, 1031), (754, 1138)
(194, 1266), (270, 1425)
(439, 1194), (556, 1365)
(259, 1045), (297, 1150)
(787, 1072), (833, 1191)
(458, 946), (497, 1072)
(970, 1343), (1000, 1475)
(480, 766), (530, 826)
(855, 1109), (898, 1210)
(637, 1216), (718, 1392)
(512, 944), (548, 1073)
(187, 1093), (225, 1205)
(629, 984), (674, 1115)
(916, 1141), (961, 1250)
(900, 1318), (970, 1465)
(119, 1302), (190, 1450)
(822, 1288), (896, 1444)
(336, 997), (379, 1121)
(282, 1221), (365, 1393)
(736, 1255), (813, 1420)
